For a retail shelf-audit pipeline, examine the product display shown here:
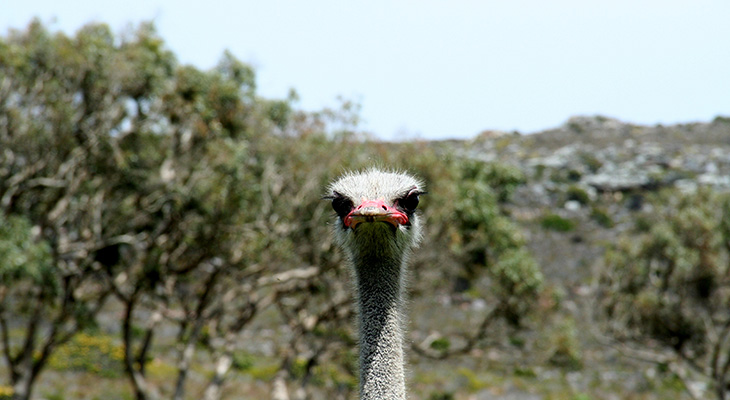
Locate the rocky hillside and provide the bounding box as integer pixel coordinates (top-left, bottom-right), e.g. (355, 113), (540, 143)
(466, 115), (730, 195)
(435, 116), (730, 399)
(447, 115), (730, 295)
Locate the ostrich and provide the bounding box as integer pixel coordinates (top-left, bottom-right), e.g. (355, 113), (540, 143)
(326, 168), (425, 400)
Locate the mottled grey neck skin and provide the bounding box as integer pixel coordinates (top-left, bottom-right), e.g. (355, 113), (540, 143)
(348, 224), (410, 400)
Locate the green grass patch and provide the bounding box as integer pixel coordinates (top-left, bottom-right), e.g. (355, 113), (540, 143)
(541, 214), (576, 232)
(48, 332), (124, 378)
(248, 363), (279, 381)
(457, 367), (489, 392)
(145, 358), (178, 379)
(232, 351), (255, 371)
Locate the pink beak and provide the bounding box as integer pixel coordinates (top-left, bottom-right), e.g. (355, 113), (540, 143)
(343, 199), (409, 229)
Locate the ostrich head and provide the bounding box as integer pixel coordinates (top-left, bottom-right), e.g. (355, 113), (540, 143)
(326, 168), (425, 400)
(327, 168), (425, 258)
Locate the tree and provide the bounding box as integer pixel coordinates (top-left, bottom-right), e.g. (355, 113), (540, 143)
(0, 20), (145, 399)
(1, 19), (550, 399)
(598, 189), (730, 399)
(406, 157), (543, 359)
(0, 20), (276, 400)
(0, 19), (345, 400)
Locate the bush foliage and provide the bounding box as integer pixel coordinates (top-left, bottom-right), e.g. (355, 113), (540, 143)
(0, 20), (544, 400)
(599, 189), (730, 399)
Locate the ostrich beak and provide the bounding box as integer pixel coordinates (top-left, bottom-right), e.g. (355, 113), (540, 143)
(344, 199), (409, 229)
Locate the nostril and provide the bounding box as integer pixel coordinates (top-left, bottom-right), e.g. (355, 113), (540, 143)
(381, 205), (387, 210)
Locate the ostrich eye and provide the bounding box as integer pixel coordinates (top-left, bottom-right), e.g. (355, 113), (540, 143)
(331, 192), (354, 218)
(398, 190), (421, 213)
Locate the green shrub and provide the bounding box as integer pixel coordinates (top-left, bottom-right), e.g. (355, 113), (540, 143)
(567, 169), (582, 182)
(579, 153), (603, 173)
(513, 366), (537, 378)
(590, 207), (614, 228)
(232, 351), (255, 371)
(633, 215), (653, 233)
(566, 185), (591, 205)
(567, 121), (585, 134)
(429, 392), (455, 400)
(540, 214), (576, 232)
(549, 169), (582, 183)
(533, 164), (546, 180)
(547, 318), (583, 370)
(600, 189), (730, 396)
(712, 115), (730, 124)
(429, 337), (451, 352)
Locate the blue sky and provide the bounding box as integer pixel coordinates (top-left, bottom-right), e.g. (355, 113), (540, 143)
(3, 1), (729, 139)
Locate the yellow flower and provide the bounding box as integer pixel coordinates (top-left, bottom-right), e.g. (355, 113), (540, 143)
(0, 385), (14, 397)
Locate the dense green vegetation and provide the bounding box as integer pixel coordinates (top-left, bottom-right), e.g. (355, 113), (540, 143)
(1, 19), (728, 400)
(0, 21), (543, 400)
(599, 189), (730, 400)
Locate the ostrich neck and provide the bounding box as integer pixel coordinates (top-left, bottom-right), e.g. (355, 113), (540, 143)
(352, 251), (407, 400)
